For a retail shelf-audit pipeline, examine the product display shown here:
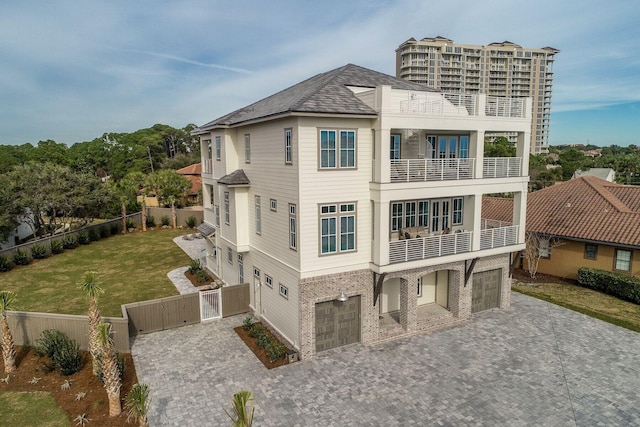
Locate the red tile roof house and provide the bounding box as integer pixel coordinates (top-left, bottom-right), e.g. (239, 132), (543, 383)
(483, 176), (640, 280)
(176, 163), (203, 205)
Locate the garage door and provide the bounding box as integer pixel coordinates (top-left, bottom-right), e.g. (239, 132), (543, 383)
(315, 296), (360, 352)
(472, 269), (502, 313)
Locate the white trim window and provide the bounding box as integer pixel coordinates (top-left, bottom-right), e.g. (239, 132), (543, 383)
(279, 283), (288, 299)
(214, 205), (220, 227)
(255, 195), (261, 235)
(270, 198), (277, 212)
(285, 128), (292, 164)
(227, 247), (233, 264)
(244, 134), (251, 163)
(238, 254), (244, 283)
(265, 275), (273, 288)
(224, 192), (230, 225)
(289, 204), (297, 250)
(320, 129), (356, 169)
(320, 203), (356, 255)
(452, 197), (463, 225)
(615, 249), (632, 272)
(215, 136), (221, 161)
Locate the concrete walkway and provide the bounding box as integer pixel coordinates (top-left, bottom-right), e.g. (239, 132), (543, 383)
(131, 293), (640, 426)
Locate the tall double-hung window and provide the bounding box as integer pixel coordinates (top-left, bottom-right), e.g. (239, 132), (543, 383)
(320, 203), (356, 255)
(284, 129), (292, 164)
(320, 130), (356, 169)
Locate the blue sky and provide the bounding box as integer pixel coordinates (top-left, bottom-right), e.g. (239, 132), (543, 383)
(1, 0), (639, 147)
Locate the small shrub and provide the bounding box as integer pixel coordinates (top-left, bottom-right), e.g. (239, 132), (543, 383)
(88, 228), (100, 242)
(195, 269), (210, 283)
(248, 324), (264, 339)
(160, 215), (170, 227)
(31, 244), (48, 259)
(62, 235), (78, 249)
(110, 223), (120, 235)
(266, 341), (287, 363)
(185, 216), (197, 228)
(256, 333), (273, 350)
(77, 233), (90, 245)
(126, 218), (136, 230)
(35, 329), (83, 376)
(242, 316), (255, 331)
(13, 249), (30, 266)
(188, 259), (202, 275)
(145, 215), (156, 228)
(99, 226), (110, 238)
(0, 256), (13, 272)
(50, 239), (64, 254)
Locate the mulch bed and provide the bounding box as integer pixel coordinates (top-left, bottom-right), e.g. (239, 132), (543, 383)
(184, 270), (215, 287)
(512, 268), (578, 286)
(233, 324), (290, 369)
(0, 346), (138, 426)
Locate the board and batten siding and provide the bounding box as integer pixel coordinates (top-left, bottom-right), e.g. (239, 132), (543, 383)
(297, 117), (374, 278)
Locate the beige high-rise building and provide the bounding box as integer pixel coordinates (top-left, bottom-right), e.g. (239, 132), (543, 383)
(396, 36), (559, 154)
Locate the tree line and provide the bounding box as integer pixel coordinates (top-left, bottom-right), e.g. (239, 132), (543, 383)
(0, 124), (198, 243)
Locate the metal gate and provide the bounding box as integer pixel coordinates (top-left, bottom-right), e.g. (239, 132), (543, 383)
(199, 289), (222, 321)
(471, 269), (502, 313)
(315, 296), (360, 352)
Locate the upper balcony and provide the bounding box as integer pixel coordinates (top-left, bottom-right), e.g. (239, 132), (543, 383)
(395, 94), (527, 119)
(390, 157), (522, 183)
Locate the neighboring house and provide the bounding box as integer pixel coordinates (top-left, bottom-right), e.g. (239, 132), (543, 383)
(572, 167), (615, 182)
(484, 176), (640, 279)
(0, 218), (33, 250)
(194, 64), (532, 359)
(176, 163), (203, 205)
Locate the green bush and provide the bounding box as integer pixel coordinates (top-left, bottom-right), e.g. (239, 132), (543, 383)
(62, 235), (78, 249)
(242, 316), (255, 331)
(0, 256), (13, 272)
(77, 232), (90, 245)
(195, 269), (210, 283)
(35, 329), (83, 376)
(110, 223), (120, 235)
(188, 259), (202, 275)
(185, 216), (197, 228)
(160, 215), (170, 227)
(31, 244), (48, 259)
(256, 332), (273, 350)
(50, 239), (64, 254)
(146, 215), (156, 228)
(99, 226), (111, 238)
(248, 323), (264, 339)
(13, 249), (30, 266)
(125, 218), (136, 230)
(578, 267), (640, 304)
(266, 341), (287, 363)
(88, 228), (100, 242)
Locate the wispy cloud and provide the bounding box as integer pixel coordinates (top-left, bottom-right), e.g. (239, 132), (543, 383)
(116, 48), (253, 74)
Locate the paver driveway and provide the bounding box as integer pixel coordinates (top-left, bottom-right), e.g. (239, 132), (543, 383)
(131, 292), (640, 426)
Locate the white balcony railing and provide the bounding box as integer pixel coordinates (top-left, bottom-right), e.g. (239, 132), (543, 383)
(391, 158), (475, 182)
(203, 159), (213, 175)
(400, 94), (477, 116)
(485, 97), (526, 118)
(480, 225), (519, 250)
(389, 231), (472, 264)
(482, 157), (522, 178)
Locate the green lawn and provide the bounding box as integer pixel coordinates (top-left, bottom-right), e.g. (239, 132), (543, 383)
(513, 281), (640, 332)
(0, 391), (71, 426)
(1, 229), (191, 317)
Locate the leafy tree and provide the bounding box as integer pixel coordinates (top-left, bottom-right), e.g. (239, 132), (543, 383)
(148, 170), (191, 228)
(0, 291), (17, 373)
(484, 136), (516, 157)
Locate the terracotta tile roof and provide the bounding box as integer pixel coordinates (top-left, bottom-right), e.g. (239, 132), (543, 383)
(484, 176), (640, 248)
(481, 197), (513, 223)
(194, 64), (436, 132)
(176, 163), (202, 176)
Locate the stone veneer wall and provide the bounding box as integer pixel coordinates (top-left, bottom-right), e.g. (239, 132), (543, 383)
(297, 253), (512, 360)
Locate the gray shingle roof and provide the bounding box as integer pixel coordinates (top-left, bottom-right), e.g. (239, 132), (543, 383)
(218, 169), (250, 186)
(195, 64), (435, 131)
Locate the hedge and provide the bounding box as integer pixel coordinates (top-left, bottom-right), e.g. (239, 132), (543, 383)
(577, 267), (640, 304)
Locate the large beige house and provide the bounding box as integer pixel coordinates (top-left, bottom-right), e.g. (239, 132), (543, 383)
(194, 64), (531, 359)
(396, 37), (559, 154)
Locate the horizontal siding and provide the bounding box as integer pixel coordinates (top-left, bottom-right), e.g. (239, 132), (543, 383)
(297, 117), (374, 276)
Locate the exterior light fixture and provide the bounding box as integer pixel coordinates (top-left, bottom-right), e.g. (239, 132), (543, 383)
(337, 290), (349, 302)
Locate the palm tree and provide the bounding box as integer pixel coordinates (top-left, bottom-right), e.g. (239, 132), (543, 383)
(150, 169), (191, 229)
(0, 291), (17, 373)
(97, 322), (122, 417)
(125, 383), (151, 427)
(80, 271), (103, 376)
(111, 176), (138, 233)
(225, 390), (254, 427)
